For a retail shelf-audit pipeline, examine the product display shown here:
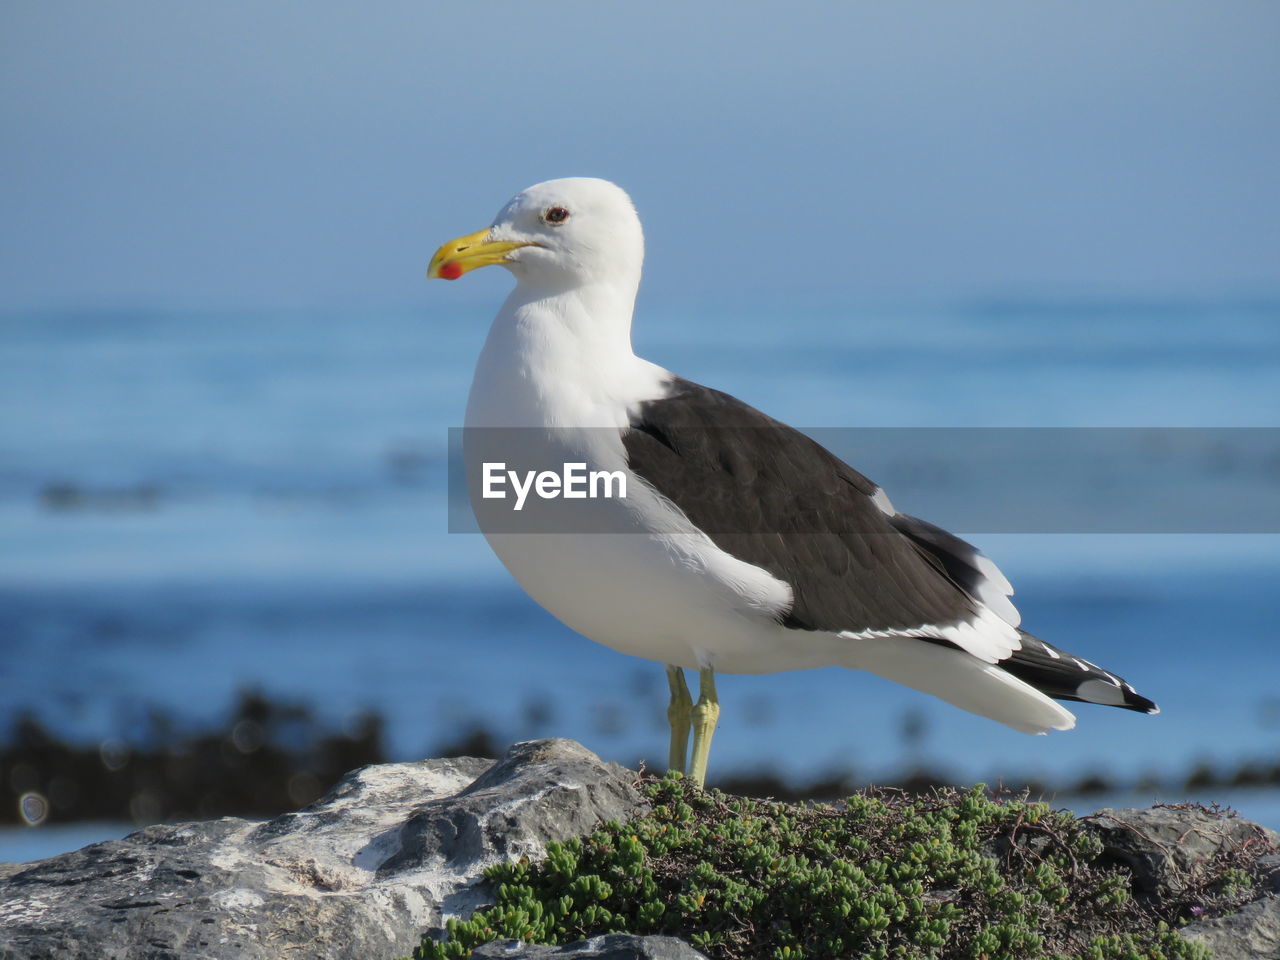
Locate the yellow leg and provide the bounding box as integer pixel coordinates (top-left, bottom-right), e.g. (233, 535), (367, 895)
(687, 667), (720, 788)
(665, 664), (692, 776)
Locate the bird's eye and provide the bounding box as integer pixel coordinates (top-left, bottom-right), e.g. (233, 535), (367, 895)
(543, 206), (570, 225)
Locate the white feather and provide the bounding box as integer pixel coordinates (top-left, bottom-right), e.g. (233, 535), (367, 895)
(838, 603), (1022, 665)
(1076, 678), (1128, 707)
(870, 487), (896, 516)
(846, 637), (1077, 734)
(970, 553), (1021, 628)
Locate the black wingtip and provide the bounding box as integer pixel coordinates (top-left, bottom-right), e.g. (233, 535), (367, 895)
(1111, 679), (1159, 715)
(1113, 694), (1160, 715)
(1002, 630), (1160, 717)
(1082, 681), (1160, 715)
(1129, 693), (1160, 715)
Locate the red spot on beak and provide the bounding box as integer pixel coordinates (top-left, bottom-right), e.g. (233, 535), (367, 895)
(439, 261), (464, 281)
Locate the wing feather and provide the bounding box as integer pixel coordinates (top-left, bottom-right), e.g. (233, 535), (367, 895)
(623, 378), (1018, 661)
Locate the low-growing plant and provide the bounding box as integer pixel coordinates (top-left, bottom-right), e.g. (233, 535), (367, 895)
(407, 777), (1263, 960)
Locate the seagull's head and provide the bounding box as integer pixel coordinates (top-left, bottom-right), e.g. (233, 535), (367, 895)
(428, 178), (644, 291)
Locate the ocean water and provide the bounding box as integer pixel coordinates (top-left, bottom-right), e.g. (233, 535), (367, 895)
(2, 297), (1279, 858)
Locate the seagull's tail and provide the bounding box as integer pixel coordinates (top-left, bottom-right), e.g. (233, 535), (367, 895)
(844, 636), (1077, 735)
(999, 630), (1160, 715)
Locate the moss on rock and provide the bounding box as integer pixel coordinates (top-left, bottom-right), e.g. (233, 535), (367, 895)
(411, 777), (1265, 960)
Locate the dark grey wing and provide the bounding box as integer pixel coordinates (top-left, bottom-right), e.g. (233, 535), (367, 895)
(622, 377), (996, 639)
(623, 377), (1159, 713)
(886, 512), (1020, 626)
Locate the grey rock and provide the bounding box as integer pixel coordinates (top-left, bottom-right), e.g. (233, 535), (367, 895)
(1083, 805), (1280, 898)
(0, 739), (646, 960)
(1083, 806), (1280, 958)
(1256, 854), (1280, 894)
(470, 935), (708, 960)
(1181, 894), (1280, 959)
(10, 754), (1280, 960)
(1184, 852), (1280, 957)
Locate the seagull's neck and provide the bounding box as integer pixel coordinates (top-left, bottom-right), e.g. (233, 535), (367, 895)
(466, 279), (669, 430)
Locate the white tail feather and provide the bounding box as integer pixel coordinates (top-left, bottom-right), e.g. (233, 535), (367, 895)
(844, 637), (1077, 735)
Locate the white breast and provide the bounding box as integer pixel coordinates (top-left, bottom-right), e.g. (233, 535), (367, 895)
(462, 287), (837, 673)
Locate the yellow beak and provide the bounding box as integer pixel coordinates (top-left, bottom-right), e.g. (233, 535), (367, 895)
(427, 228), (535, 280)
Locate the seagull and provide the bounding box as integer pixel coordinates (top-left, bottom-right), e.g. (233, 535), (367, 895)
(427, 177), (1157, 788)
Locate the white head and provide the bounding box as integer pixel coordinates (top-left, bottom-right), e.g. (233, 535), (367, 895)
(428, 178), (644, 294)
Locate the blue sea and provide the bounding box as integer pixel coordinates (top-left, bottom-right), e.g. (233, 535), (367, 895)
(2, 296), (1279, 859)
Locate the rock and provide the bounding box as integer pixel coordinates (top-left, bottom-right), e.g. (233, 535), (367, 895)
(0, 739), (646, 960)
(7, 750), (1280, 960)
(1256, 854), (1280, 894)
(1081, 806), (1280, 959)
(1083, 805), (1280, 899)
(1179, 851), (1280, 958)
(1180, 894), (1280, 959)
(470, 935), (708, 960)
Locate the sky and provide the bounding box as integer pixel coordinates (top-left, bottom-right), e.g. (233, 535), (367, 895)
(1, 0), (1278, 311)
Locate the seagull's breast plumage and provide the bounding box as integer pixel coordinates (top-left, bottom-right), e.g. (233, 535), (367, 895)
(464, 287), (813, 673)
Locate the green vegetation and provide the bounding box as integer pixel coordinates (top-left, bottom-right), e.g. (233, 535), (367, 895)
(409, 777), (1262, 960)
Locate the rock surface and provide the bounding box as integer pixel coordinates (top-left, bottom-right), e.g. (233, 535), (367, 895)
(5, 742), (1280, 959)
(1083, 805), (1280, 898)
(1181, 894), (1280, 960)
(1082, 806), (1280, 959)
(0, 739), (645, 960)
